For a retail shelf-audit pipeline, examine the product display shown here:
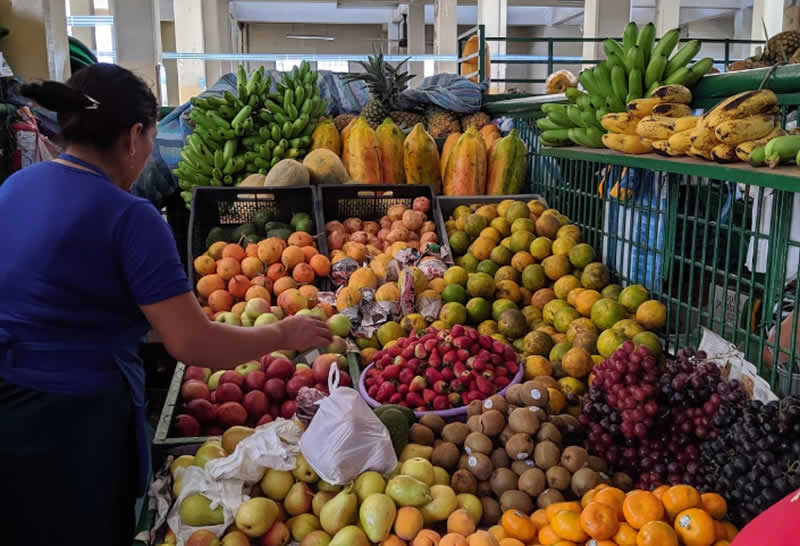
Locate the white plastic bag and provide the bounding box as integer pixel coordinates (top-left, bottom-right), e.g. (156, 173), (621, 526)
(300, 365), (397, 484)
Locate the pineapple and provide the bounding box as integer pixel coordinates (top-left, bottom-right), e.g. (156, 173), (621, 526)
(761, 30), (800, 63)
(390, 111), (425, 131)
(460, 111), (491, 131)
(343, 53), (414, 129)
(425, 106), (461, 138)
(333, 113), (357, 132)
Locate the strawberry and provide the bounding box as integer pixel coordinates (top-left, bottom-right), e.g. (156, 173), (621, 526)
(422, 388), (436, 406)
(382, 364), (401, 380)
(495, 366), (508, 377)
(409, 376), (426, 393)
(414, 344), (428, 359)
(450, 378), (465, 393)
(475, 375), (493, 395)
(478, 335), (493, 349)
(425, 367), (443, 384)
(406, 391), (424, 407)
(448, 392), (462, 407)
(376, 381), (396, 402)
(398, 368), (415, 385)
(456, 348), (470, 362)
(397, 383), (409, 395)
(368, 384), (379, 399)
(495, 376), (510, 390)
(433, 380), (449, 395)
(506, 360), (520, 374)
(441, 367), (455, 381)
(432, 395), (449, 411)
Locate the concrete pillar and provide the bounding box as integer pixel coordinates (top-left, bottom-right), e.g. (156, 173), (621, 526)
(203, 0), (232, 85)
(112, 0), (161, 95)
(654, 0), (680, 37)
(387, 15), (400, 56)
(582, 0), (631, 69)
(734, 7), (753, 62)
(0, 0), (69, 82)
(408, 0), (425, 85)
(478, 0), (507, 92)
(173, 0), (206, 103)
(752, 0), (784, 57)
(434, 0), (458, 75)
(161, 22), (179, 106)
(69, 0), (95, 50)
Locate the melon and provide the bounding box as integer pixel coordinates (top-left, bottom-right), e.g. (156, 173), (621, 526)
(239, 173), (266, 187)
(302, 149), (349, 185)
(264, 159), (310, 187)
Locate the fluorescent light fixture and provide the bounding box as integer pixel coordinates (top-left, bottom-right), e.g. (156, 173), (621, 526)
(287, 34), (335, 41)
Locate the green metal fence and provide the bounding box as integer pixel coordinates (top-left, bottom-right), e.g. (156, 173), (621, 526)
(498, 67), (800, 395)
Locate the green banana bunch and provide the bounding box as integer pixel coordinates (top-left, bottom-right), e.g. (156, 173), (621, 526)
(537, 91), (606, 148)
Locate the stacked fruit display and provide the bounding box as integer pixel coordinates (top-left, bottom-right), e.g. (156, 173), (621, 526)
(173, 342), (353, 437)
(175, 62), (326, 206)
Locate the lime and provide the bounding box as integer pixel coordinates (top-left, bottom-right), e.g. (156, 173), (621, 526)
(453, 205), (471, 219)
(521, 264), (546, 291)
(618, 284), (649, 313)
(509, 231), (535, 253)
(479, 227), (501, 243)
(456, 253), (479, 273)
(601, 284), (623, 300)
(466, 272), (496, 299)
(489, 245), (513, 266)
(568, 243), (594, 269)
(511, 217), (535, 234)
(443, 266), (469, 287)
(439, 302), (467, 326)
(495, 265), (520, 283)
(492, 298), (518, 321)
(466, 297), (492, 324)
(504, 201), (529, 224)
(490, 217), (511, 237)
(441, 284), (468, 304)
(476, 259), (500, 277)
(464, 214), (489, 238)
(449, 231), (470, 256)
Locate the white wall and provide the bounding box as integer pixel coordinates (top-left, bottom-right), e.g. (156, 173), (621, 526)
(686, 15), (736, 66)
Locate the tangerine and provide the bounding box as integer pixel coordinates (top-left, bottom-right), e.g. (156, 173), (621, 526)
(241, 256), (265, 278)
(288, 231), (313, 247)
(298, 285), (318, 306)
(309, 254), (331, 277)
(636, 520), (678, 546)
(673, 508), (715, 546)
(244, 285), (270, 302)
(207, 241), (227, 260)
(592, 486), (626, 520)
(500, 510), (536, 541)
(635, 300), (667, 329)
(197, 274), (225, 298)
(208, 289), (234, 312)
(257, 237), (286, 264)
(281, 246), (306, 269)
(301, 245), (318, 261)
(622, 491), (664, 530)
(228, 274), (251, 299)
(662, 485), (702, 520)
(272, 276), (297, 295)
(292, 263), (315, 284)
(580, 502), (619, 540)
(267, 263), (288, 281)
(222, 243), (246, 261)
(216, 257), (241, 280)
(614, 522), (638, 545)
(550, 510), (588, 542)
(194, 255), (216, 276)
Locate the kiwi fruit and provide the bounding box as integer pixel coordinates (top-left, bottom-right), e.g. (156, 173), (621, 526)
(467, 414), (483, 433)
(560, 446), (588, 473)
(549, 414), (580, 434)
(508, 407), (541, 435)
(612, 471), (633, 491)
(511, 459), (536, 475)
(450, 469), (478, 494)
(533, 440), (561, 470)
(536, 422), (562, 445)
(458, 454), (469, 470)
(504, 384), (525, 406)
(528, 406), (548, 421)
(477, 479), (493, 497)
(479, 409), (506, 436)
(499, 424), (515, 444)
(505, 433), (534, 461)
(490, 467), (519, 497)
(408, 423), (434, 446)
(499, 490), (534, 514)
(465, 452), (493, 481)
(520, 380), (550, 407)
(480, 496), (502, 526)
(441, 422), (470, 446)
(482, 394), (508, 414)
(490, 447), (510, 470)
(467, 399), (484, 417)
(431, 441), (460, 470)
(518, 467), (546, 497)
(534, 375), (558, 389)
(546, 465), (571, 491)
(597, 472), (611, 485)
(420, 414), (446, 435)
(536, 488), (565, 508)
(570, 467), (598, 497)
(588, 455), (609, 473)
(464, 432), (493, 456)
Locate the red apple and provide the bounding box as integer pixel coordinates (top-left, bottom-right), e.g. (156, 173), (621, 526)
(265, 358), (295, 380)
(184, 366), (211, 383)
(339, 370), (352, 388)
(204, 425), (225, 436)
(263, 378), (286, 403)
(280, 400), (297, 419)
(217, 402), (248, 427)
(294, 367), (314, 382)
(244, 370), (266, 392)
(181, 379), (210, 402)
(243, 390), (269, 419)
(311, 353), (340, 384)
(185, 398), (217, 424)
(269, 404), (281, 420)
(222, 531), (251, 546)
(259, 354), (274, 370)
(216, 382), (243, 403)
(174, 414), (200, 437)
(286, 374), (313, 399)
(209, 391), (217, 404)
(219, 370), (244, 388)
(257, 414), (274, 427)
(261, 521), (290, 546)
(186, 529), (220, 546)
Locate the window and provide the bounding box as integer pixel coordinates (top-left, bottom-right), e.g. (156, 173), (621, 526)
(276, 59), (302, 72)
(424, 60), (435, 78)
(317, 60), (349, 73)
(95, 24), (114, 63)
(94, 0), (109, 9)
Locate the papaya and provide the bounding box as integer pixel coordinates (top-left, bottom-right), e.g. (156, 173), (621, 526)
(341, 118), (358, 176)
(486, 129), (527, 195)
(311, 119), (342, 156)
(460, 35), (491, 83)
(344, 118), (382, 184)
(440, 132), (461, 179)
(479, 124), (501, 162)
(375, 118), (405, 184)
(403, 123), (442, 193)
(443, 126), (487, 196)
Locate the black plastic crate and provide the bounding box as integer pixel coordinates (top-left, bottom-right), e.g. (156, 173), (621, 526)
(318, 184), (451, 261)
(187, 186), (327, 280)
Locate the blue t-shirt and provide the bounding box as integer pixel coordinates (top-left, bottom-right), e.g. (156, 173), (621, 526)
(0, 161), (190, 349)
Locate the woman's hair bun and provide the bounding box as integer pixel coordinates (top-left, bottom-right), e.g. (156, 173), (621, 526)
(21, 81), (98, 114)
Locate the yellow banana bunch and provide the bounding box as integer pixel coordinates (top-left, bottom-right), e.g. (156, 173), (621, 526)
(668, 129), (694, 155)
(637, 116), (678, 140)
(602, 133), (653, 154)
(652, 103), (692, 118)
(601, 113), (640, 135)
(674, 116), (700, 132)
(711, 142), (738, 163)
(714, 113), (776, 145)
(701, 89), (778, 128)
(735, 128), (786, 162)
(626, 84), (692, 118)
(688, 145), (713, 161)
(651, 139), (671, 155)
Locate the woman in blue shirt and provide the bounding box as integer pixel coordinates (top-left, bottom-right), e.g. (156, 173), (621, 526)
(0, 64), (332, 545)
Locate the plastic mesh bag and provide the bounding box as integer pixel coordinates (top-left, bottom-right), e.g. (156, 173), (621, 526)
(300, 366), (397, 484)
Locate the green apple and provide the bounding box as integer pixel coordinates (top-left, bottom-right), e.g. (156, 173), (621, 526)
(216, 312), (241, 326)
(327, 314), (351, 337)
(295, 309), (315, 317)
(255, 313), (279, 327)
(245, 297), (271, 320)
(270, 306), (285, 320)
(208, 370), (225, 390)
(310, 306), (328, 320)
(240, 314), (254, 327)
(295, 363), (311, 371)
(236, 361), (261, 376)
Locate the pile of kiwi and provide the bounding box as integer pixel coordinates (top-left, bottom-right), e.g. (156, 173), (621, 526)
(411, 380), (633, 526)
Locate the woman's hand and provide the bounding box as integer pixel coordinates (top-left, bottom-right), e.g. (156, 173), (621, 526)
(276, 315), (333, 352)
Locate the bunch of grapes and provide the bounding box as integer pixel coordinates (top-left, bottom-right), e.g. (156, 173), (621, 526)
(700, 396), (800, 527)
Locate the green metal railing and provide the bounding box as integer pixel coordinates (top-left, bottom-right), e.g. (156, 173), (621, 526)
(501, 66), (800, 395)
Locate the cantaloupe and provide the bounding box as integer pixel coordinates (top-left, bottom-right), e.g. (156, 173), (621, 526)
(264, 159), (310, 187)
(239, 173), (266, 187)
(303, 149), (349, 185)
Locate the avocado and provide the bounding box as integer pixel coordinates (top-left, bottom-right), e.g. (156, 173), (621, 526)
(252, 208), (274, 233)
(294, 217), (315, 234)
(378, 408), (410, 456)
(375, 404), (417, 425)
(232, 223), (257, 243)
(205, 226), (228, 248)
(290, 212), (311, 230)
(267, 228), (292, 240)
(245, 234), (261, 245)
(264, 221), (290, 232)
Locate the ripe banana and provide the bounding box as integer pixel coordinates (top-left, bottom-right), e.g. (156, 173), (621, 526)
(651, 139), (671, 156)
(689, 121), (720, 152)
(600, 113), (640, 135)
(668, 129), (694, 154)
(650, 84), (692, 104)
(674, 116), (700, 132)
(602, 133), (653, 154)
(651, 103), (692, 118)
(627, 98), (663, 117)
(714, 113), (776, 145)
(636, 116), (677, 140)
(735, 128), (785, 162)
(688, 145), (713, 161)
(711, 143), (739, 163)
(701, 89), (778, 128)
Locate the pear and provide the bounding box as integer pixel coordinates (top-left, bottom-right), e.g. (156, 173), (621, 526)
(420, 485), (458, 523)
(235, 497), (279, 537)
(358, 493), (396, 543)
(260, 469), (295, 501)
(193, 443), (227, 468)
(312, 491), (336, 517)
(433, 466), (450, 486)
(456, 493), (483, 525)
(221, 426), (255, 455)
(319, 486), (358, 535)
(287, 513), (321, 542)
(170, 455), (194, 477)
(385, 475), (432, 507)
(284, 481), (313, 516)
(292, 454), (319, 483)
(316, 479), (342, 493)
(300, 530), (332, 546)
(401, 457), (435, 486)
(353, 471), (386, 503)
(179, 494), (224, 526)
(172, 473), (185, 497)
(329, 525), (369, 546)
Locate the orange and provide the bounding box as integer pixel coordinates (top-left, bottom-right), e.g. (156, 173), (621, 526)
(216, 257), (241, 280)
(244, 285), (270, 303)
(550, 510), (588, 542)
(714, 521), (738, 541)
(701, 493), (727, 520)
(448, 509), (477, 537)
(281, 245), (306, 269)
(652, 485), (669, 502)
(580, 502), (619, 540)
(257, 238), (285, 264)
(194, 255), (216, 276)
(713, 542), (730, 546)
(288, 231), (313, 247)
(267, 262), (287, 281)
(636, 520), (678, 546)
(241, 256), (265, 278)
(207, 240), (227, 260)
(394, 507), (424, 541)
(245, 243), (259, 258)
(298, 285), (319, 307)
(585, 541), (615, 546)
(538, 525), (561, 545)
(292, 263), (315, 284)
(674, 508), (715, 546)
(440, 533), (468, 546)
(662, 485), (702, 520)
(497, 539), (524, 546)
(593, 487), (626, 520)
(551, 542), (577, 546)
(208, 289), (233, 312)
(622, 491), (664, 530)
(530, 509), (549, 530)
(272, 276), (297, 295)
(197, 274), (225, 298)
(614, 522), (638, 545)
(488, 525), (507, 542)
(581, 488), (598, 509)
(301, 245), (318, 261)
(222, 243), (246, 261)
(546, 502), (581, 523)
(309, 254), (331, 277)
(575, 289), (602, 317)
(228, 274), (251, 299)
(500, 510), (536, 541)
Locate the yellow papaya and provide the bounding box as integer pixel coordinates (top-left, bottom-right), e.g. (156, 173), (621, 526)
(345, 118), (382, 183)
(440, 132), (461, 179)
(443, 126), (487, 196)
(310, 119), (342, 156)
(403, 123), (441, 193)
(341, 118), (357, 175)
(460, 35), (491, 83)
(375, 118), (405, 184)
(479, 124), (501, 162)
(486, 129), (527, 195)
